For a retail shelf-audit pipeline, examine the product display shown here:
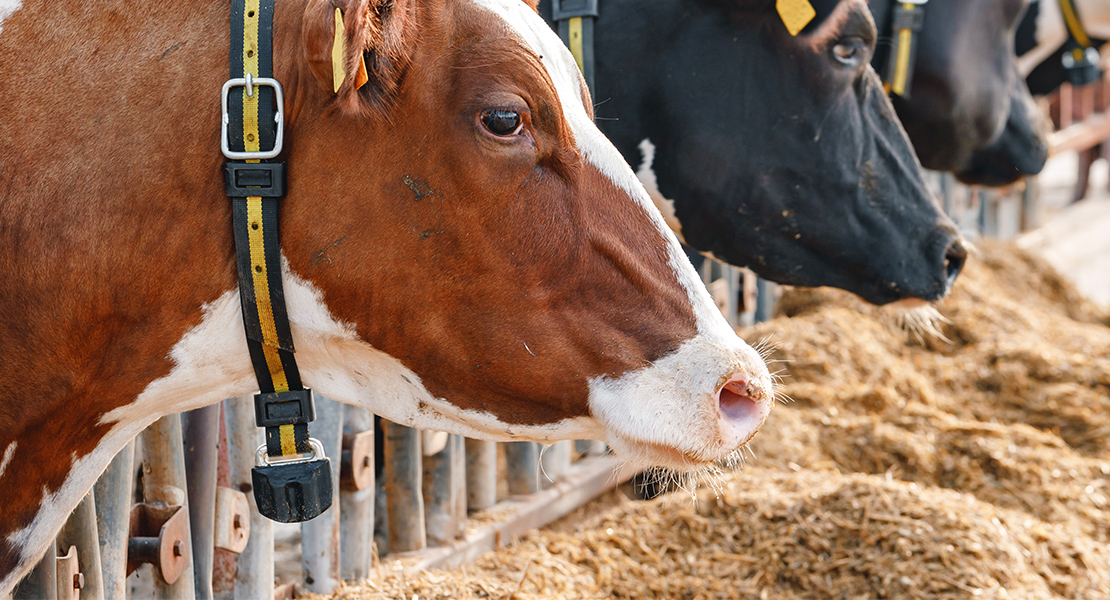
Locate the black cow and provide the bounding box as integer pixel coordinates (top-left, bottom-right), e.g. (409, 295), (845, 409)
(868, 0), (1049, 186)
(540, 0), (965, 306)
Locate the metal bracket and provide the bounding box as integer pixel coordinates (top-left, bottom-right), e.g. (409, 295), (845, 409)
(341, 430), (375, 491)
(127, 502), (191, 585)
(213, 487), (252, 553)
(55, 546), (82, 600)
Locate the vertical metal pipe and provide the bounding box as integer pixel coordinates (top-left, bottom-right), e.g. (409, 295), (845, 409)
(340, 406), (375, 580)
(300, 396), (343, 594)
(182, 405), (219, 600)
(540, 440), (572, 487)
(383, 422), (426, 553)
(139, 415), (197, 600)
(422, 434), (465, 547)
(754, 278), (775, 324)
(56, 492), (105, 600)
(464, 439), (497, 512)
(505, 441), (540, 495)
(451, 435), (467, 527)
(224, 396), (273, 600)
(13, 539), (56, 600)
(94, 441), (135, 600)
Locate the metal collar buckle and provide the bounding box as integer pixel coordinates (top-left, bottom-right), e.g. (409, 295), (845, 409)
(221, 77), (285, 160)
(255, 438), (327, 467)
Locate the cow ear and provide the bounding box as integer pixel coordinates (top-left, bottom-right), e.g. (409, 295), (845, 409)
(521, 0), (539, 10)
(302, 0), (416, 113)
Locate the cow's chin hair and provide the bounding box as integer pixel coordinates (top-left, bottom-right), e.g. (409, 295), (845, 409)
(887, 300), (951, 343)
(621, 443), (758, 502)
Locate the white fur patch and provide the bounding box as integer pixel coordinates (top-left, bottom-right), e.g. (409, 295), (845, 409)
(636, 138), (685, 242)
(0, 442), (15, 480)
(0, 0), (20, 35)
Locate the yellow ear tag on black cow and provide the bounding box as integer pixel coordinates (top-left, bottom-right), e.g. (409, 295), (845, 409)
(332, 9), (370, 93)
(776, 0), (816, 36)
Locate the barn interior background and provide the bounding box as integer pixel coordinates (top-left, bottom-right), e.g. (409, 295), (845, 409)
(8, 52), (1110, 600)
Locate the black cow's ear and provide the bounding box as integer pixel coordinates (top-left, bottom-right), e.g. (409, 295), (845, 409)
(303, 0), (417, 113)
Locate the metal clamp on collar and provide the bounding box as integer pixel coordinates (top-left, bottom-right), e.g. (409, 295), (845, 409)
(221, 77), (285, 160)
(252, 438), (333, 523)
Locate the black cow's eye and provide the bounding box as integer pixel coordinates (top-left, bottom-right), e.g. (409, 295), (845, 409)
(831, 38), (866, 67)
(481, 109), (523, 136)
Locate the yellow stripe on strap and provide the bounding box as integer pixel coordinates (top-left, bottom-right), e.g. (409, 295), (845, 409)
(279, 424), (297, 456)
(568, 17), (585, 75)
(1058, 0), (1092, 49)
(246, 197), (290, 391)
(891, 21), (914, 96)
(242, 0), (261, 153)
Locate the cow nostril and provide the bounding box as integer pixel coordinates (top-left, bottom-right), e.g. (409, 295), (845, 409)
(718, 379), (758, 424)
(943, 238), (968, 290)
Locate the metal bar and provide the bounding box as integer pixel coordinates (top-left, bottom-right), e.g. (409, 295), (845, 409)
(423, 434), (464, 547)
(451, 435), (467, 529)
(505, 441), (540, 495)
(13, 539), (56, 600)
(540, 441), (572, 487)
(464, 439), (497, 512)
(139, 415), (197, 600)
(340, 405), (375, 580)
(182, 405), (219, 600)
(224, 396), (274, 600)
(299, 396), (344, 594)
(754, 278), (775, 324)
(383, 421), (426, 553)
(94, 441), (135, 600)
(56, 491), (104, 600)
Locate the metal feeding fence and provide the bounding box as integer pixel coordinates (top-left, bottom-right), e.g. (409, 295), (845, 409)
(11, 69), (1110, 600)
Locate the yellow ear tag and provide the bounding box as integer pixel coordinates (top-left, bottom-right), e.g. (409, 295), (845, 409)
(332, 8), (346, 93)
(776, 0), (816, 36)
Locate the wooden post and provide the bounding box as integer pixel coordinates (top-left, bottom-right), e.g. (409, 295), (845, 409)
(94, 441), (135, 600)
(56, 492), (104, 600)
(540, 441), (572, 487)
(139, 415), (197, 600)
(505, 441), (540, 495)
(300, 396), (343, 594)
(340, 406), (375, 580)
(383, 421), (426, 553)
(224, 396), (274, 600)
(182, 405), (219, 600)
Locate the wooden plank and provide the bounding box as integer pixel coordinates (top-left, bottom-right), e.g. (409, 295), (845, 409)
(1050, 113), (1110, 154)
(391, 455), (638, 572)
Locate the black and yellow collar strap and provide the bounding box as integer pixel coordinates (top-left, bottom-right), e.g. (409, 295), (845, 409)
(881, 0), (927, 97)
(222, 0), (333, 523)
(1057, 0), (1102, 86)
(552, 0), (599, 96)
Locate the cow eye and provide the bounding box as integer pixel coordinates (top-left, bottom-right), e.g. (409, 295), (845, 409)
(480, 109), (523, 137)
(831, 37), (866, 67)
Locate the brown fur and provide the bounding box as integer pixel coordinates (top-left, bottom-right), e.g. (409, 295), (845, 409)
(0, 0), (697, 581)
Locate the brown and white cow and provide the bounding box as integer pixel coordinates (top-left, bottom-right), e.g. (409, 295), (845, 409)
(0, 0), (773, 589)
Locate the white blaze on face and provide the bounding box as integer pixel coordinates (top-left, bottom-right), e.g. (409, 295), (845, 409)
(0, 0), (21, 34)
(467, 0), (772, 467)
(636, 138), (685, 242)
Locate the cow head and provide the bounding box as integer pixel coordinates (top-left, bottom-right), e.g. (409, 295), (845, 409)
(584, 0), (965, 305)
(870, 0), (1048, 185)
(285, 0), (772, 467)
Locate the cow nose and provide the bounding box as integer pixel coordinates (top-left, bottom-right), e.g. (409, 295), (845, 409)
(944, 238), (968, 291)
(717, 373), (770, 450)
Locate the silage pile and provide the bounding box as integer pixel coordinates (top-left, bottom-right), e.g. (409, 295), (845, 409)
(314, 241), (1110, 599)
